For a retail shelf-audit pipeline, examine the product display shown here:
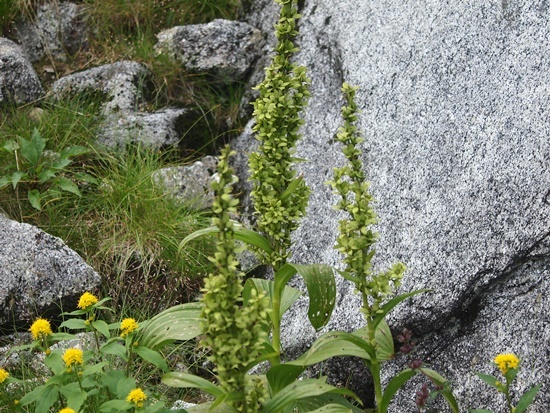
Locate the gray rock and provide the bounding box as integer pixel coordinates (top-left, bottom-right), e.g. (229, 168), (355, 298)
(155, 19), (263, 81)
(15, 1), (88, 63)
(152, 156), (218, 209)
(233, 0), (550, 410)
(0, 214), (100, 326)
(0, 37), (44, 104)
(51, 61), (151, 114)
(98, 108), (189, 149)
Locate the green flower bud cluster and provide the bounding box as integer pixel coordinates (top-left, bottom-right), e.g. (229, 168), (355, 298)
(201, 146), (270, 412)
(249, 0), (311, 269)
(329, 83), (405, 319)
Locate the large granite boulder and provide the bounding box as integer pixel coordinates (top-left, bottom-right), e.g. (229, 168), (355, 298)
(0, 37), (44, 104)
(155, 19), (263, 81)
(0, 214), (100, 327)
(52, 61), (190, 148)
(15, 1), (88, 63)
(153, 155), (218, 210)
(234, 0), (550, 411)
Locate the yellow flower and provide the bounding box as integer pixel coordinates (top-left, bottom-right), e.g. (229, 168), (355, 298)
(494, 353), (519, 375)
(126, 388), (147, 407)
(120, 318), (139, 337)
(58, 408), (75, 413)
(62, 348), (84, 368)
(29, 318), (52, 340)
(0, 368), (8, 383)
(77, 292), (98, 310)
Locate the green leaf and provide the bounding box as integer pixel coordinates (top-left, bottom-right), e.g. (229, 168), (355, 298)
(100, 339), (127, 360)
(60, 145), (89, 158)
(116, 376), (137, 399)
(55, 177), (81, 196)
(134, 346), (169, 372)
(51, 158), (71, 169)
(60, 318), (87, 330)
(420, 368), (459, 413)
(59, 382), (87, 412)
(515, 385), (541, 413)
(274, 264), (336, 330)
(37, 168), (56, 183)
(280, 175), (304, 201)
(11, 171), (25, 188)
(184, 402), (236, 413)
(267, 364), (305, 395)
(373, 319), (394, 360)
(102, 370), (127, 396)
(139, 302), (203, 349)
(20, 384), (59, 413)
(292, 393), (363, 413)
(262, 378), (358, 413)
(380, 368), (417, 412)
(19, 133), (42, 167)
(372, 289), (429, 332)
(286, 331), (376, 367)
(3, 140), (19, 152)
(82, 361), (109, 377)
(28, 189), (42, 210)
(162, 372), (225, 398)
(470, 410), (493, 413)
(99, 399), (133, 412)
(243, 278), (302, 322)
(475, 373), (500, 388)
(91, 319), (110, 339)
(179, 224), (273, 255)
(0, 176), (9, 189)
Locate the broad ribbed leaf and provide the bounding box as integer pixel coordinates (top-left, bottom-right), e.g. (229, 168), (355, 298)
(372, 289), (429, 331)
(274, 264), (336, 330)
(179, 225), (272, 255)
(263, 379), (358, 413)
(185, 402), (236, 413)
(292, 393), (363, 413)
(243, 278), (302, 321)
(267, 364), (305, 395)
(139, 302), (202, 349)
(162, 372), (224, 398)
(380, 368), (416, 412)
(286, 331), (376, 367)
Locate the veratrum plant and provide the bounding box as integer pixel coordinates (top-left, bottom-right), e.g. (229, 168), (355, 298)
(0, 128), (92, 210)
(316, 83), (458, 413)
(168, 146), (357, 413)
(248, 0), (311, 270)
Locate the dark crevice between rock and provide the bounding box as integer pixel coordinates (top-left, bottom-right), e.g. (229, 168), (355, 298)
(411, 230), (550, 357)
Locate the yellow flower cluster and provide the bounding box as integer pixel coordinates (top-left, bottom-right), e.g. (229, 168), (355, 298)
(494, 353), (519, 375)
(120, 318), (139, 337)
(126, 388), (147, 407)
(77, 292), (98, 310)
(58, 408), (75, 413)
(29, 318), (52, 340)
(62, 348), (84, 368)
(0, 368), (9, 383)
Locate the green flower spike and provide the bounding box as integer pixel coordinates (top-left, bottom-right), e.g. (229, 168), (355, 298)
(201, 145), (270, 413)
(249, 0), (311, 270)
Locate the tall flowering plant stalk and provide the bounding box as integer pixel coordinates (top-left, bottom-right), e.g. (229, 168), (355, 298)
(200, 145), (270, 413)
(321, 83), (459, 413)
(249, 0), (311, 271)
